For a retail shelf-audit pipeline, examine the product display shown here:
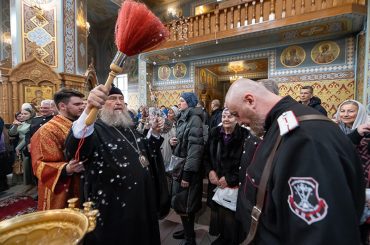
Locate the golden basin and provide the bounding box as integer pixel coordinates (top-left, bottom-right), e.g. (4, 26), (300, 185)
(0, 198), (98, 245)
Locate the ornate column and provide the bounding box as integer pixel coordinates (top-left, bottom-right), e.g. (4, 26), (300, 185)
(138, 55), (147, 106)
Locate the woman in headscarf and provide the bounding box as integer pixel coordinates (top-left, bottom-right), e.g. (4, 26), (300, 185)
(9, 108), (36, 185)
(336, 100), (370, 183)
(161, 106), (180, 172)
(336, 100), (370, 243)
(169, 92), (204, 245)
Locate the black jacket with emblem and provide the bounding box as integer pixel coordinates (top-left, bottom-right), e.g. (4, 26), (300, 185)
(240, 96), (364, 244)
(171, 107), (204, 215)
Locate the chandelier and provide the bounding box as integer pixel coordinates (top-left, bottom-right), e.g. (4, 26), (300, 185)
(229, 72), (243, 83)
(229, 61), (244, 83)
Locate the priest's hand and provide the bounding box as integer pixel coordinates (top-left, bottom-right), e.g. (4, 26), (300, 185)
(66, 159), (86, 175)
(86, 85), (109, 113)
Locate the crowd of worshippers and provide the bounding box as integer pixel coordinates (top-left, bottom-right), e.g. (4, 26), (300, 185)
(0, 78), (369, 245)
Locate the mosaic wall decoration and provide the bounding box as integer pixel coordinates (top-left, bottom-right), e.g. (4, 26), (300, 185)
(279, 79), (354, 118)
(272, 71), (354, 83)
(173, 63), (187, 79)
(158, 65), (171, 80)
(154, 61), (190, 85)
(275, 38), (348, 72)
(311, 41), (340, 64)
(64, 0), (75, 73)
(280, 45), (306, 68)
(22, 1), (57, 67)
(281, 22), (346, 41)
(155, 88), (193, 108)
(0, 0), (11, 65)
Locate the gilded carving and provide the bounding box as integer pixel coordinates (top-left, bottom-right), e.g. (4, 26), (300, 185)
(9, 57), (61, 86)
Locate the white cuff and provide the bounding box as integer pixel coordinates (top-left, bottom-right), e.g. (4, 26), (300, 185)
(146, 128), (160, 139)
(72, 111), (95, 139)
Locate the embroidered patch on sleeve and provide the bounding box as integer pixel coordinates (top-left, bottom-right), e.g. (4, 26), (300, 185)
(287, 177), (328, 225)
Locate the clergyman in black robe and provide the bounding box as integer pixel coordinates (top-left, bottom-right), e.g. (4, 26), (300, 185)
(65, 85), (169, 245)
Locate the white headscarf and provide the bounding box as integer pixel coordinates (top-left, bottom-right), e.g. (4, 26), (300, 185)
(335, 99), (368, 134)
(21, 103), (33, 111)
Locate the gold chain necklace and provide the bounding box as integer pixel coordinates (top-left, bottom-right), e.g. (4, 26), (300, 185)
(111, 126), (150, 168)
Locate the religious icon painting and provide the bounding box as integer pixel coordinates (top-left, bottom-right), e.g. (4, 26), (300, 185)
(24, 85), (54, 107)
(158, 65), (171, 80)
(311, 41), (340, 64)
(173, 63), (187, 79)
(280, 45), (306, 68)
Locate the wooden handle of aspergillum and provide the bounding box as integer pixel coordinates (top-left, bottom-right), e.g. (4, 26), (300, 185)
(85, 52), (126, 126)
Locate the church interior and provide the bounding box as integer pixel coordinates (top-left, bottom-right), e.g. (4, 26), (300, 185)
(0, 0), (368, 123)
(0, 0), (369, 243)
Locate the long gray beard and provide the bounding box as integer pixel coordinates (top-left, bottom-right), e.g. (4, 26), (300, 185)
(100, 109), (133, 128)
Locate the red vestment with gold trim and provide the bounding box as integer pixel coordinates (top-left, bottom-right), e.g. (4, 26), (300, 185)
(31, 115), (80, 210)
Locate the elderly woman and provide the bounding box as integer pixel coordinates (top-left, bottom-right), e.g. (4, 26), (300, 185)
(336, 100), (370, 183)
(161, 106), (180, 172)
(336, 100), (370, 243)
(169, 92), (204, 245)
(9, 108), (35, 185)
(204, 108), (259, 245)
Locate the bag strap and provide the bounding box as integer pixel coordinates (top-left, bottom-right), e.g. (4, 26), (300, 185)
(243, 114), (331, 245)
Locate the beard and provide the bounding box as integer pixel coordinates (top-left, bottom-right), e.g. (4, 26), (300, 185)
(100, 108), (133, 128)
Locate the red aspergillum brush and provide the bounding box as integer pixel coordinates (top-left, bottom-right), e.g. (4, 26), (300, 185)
(85, 0), (168, 126)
